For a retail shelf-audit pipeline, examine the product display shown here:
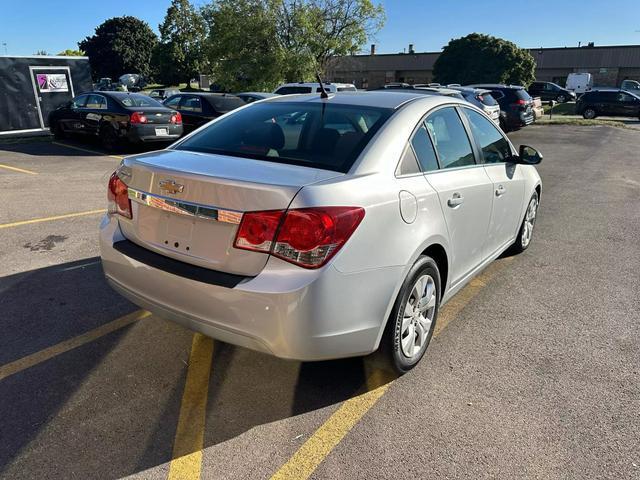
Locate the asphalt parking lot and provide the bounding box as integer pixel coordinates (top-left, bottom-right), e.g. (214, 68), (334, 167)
(1, 126), (639, 480)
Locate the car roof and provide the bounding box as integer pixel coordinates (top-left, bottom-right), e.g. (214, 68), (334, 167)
(263, 90), (464, 110)
(468, 84), (525, 90)
(414, 86), (461, 95)
(448, 86), (492, 95)
(276, 82), (355, 88)
(237, 92), (278, 97)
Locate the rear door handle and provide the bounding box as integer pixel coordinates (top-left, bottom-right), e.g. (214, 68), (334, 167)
(495, 185), (506, 197)
(447, 193), (464, 207)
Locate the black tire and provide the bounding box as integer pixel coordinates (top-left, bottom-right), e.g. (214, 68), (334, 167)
(50, 121), (65, 140)
(100, 126), (118, 152)
(557, 94), (567, 103)
(499, 117), (510, 133)
(382, 255), (441, 374)
(509, 191), (539, 255)
(583, 107), (597, 120)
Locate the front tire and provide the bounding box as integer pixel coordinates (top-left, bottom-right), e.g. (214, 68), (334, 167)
(509, 192), (539, 254)
(383, 256), (441, 374)
(50, 121), (65, 140)
(557, 94), (567, 103)
(100, 126), (119, 152)
(583, 107), (597, 119)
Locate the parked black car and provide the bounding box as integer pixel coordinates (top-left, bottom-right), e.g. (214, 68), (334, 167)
(468, 84), (535, 131)
(576, 89), (640, 119)
(148, 88), (181, 101)
(163, 93), (245, 134)
(527, 81), (576, 103)
(49, 92), (183, 150)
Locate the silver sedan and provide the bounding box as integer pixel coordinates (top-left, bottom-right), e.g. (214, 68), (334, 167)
(100, 91), (542, 373)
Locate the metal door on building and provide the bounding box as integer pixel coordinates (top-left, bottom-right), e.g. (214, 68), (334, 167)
(30, 67), (75, 128)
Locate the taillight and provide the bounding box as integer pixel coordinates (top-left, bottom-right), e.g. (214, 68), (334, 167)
(107, 171), (132, 219)
(513, 99), (527, 106)
(170, 112), (182, 124)
(234, 207), (365, 268)
(130, 112), (148, 124)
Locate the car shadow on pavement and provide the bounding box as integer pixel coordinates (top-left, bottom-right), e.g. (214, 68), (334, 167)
(0, 258), (396, 479)
(0, 137), (170, 158)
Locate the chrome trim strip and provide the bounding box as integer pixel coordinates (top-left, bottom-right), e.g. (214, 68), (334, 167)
(128, 188), (243, 224)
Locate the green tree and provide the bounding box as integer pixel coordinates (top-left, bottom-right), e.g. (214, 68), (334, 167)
(154, 0), (209, 86)
(433, 33), (536, 86)
(57, 49), (85, 56)
(203, 0), (284, 91)
(203, 0), (385, 91)
(79, 16), (158, 79)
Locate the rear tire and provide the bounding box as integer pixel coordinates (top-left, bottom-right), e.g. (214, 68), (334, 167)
(583, 107), (597, 119)
(381, 255), (441, 374)
(51, 121), (65, 140)
(509, 192), (539, 255)
(100, 126), (118, 152)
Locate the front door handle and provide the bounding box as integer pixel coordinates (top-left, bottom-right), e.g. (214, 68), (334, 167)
(447, 193), (464, 207)
(495, 185), (506, 197)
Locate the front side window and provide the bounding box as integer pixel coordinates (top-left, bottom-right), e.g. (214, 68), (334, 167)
(411, 124), (439, 172)
(181, 97), (203, 112)
(86, 94), (107, 110)
(72, 95), (88, 108)
(164, 96), (181, 109)
(174, 102), (392, 173)
(618, 92), (635, 102)
(424, 107), (475, 169)
(463, 108), (512, 164)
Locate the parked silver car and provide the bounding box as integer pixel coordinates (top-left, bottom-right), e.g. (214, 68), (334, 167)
(447, 86), (501, 125)
(100, 92), (542, 372)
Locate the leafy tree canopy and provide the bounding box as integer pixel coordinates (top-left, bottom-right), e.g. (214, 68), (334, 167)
(57, 49), (85, 56)
(203, 0), (385, 91)
(79, 16), (157, 79)
(153, 0), (209, 86)
(433, 33), (536, 86)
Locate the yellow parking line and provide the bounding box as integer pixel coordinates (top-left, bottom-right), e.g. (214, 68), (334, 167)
(168, 334), (214, 480)
(0, 209), (106, 229)
(270, 257), (513, 480)
(52, 141), (124, 160)
(0, 163), (38, 175)
(0, 310), (150, 382)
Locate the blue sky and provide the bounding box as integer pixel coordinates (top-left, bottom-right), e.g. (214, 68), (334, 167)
(1, 0), (639, 56)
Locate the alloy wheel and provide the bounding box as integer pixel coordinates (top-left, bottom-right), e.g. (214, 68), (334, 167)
(400, 274), (437, 360)
(521, 196), (538, 248)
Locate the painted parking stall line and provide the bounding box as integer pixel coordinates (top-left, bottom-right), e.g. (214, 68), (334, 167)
(0, 163), (38, 175)
(0, 310), (150, 382)
(269, 257), (513, 480)
(0, 209), (106, 229)
(52, 141), (124, 160)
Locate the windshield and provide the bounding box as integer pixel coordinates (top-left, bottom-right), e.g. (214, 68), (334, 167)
(174, 102), (393, 172)
(116, 94), (164, 108)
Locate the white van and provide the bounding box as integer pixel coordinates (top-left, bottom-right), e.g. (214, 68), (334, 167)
(274, 82), (357, 95)
(565, 73), (593, 95)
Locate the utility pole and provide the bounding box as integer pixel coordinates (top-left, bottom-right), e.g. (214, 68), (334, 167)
(2, 43), (7, 55)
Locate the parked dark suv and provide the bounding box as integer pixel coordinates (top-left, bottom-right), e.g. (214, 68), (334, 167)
(468, 84), (535, 131)
(576, 89), (640, 119)
(527, 81), (576, 103)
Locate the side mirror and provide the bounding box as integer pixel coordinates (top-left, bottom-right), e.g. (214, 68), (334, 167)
(517, 145), (543, 165)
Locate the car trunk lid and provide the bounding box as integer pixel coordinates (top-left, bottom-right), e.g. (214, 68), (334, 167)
(117, 149), (342, 276)
(129, 107), (175, 124)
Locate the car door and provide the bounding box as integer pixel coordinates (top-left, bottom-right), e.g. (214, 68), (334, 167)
(421, 106), (493, 284)
(60, 94), (88, 133)
(617, 92), (639, 117)
(179, 95), (204, 133)
(529, 83), (542, 98)
(462, 107), (525, 256)
(598, 92), (617, 115)
(82, 94), (109, 136)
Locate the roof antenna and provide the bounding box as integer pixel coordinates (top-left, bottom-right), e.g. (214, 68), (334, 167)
(316, 71), (329, 99)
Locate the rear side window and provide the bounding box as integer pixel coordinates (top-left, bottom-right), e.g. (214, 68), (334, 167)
(181, 97), (203, 112)
(275, 86), (313, 95)
(463, 108), (512, 164)
(210, 96), (245, 113)
(411, 124), (439, 172)
(164, 96), (181, 109)
(337, 86), (357, 92)
(490, 90), (505, 101)
(425, 107), (475, 169)
(516, 89), (532, 101)
(478, 93), (497, 106)
(174, 102), (392, 173)
(86, 94), (107, 109)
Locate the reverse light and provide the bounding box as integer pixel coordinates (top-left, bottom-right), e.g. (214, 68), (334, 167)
(234, 207), (365, 268)
(107, 171), (132, 219)
(130, 112), (148, 124)
(170, 112), (182, 124)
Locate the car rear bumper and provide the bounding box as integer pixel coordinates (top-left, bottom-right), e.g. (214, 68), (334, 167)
(99, 215), (402, 361)
(127, 124), (183, 143)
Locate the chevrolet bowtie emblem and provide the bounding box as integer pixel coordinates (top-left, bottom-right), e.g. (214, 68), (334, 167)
(158, 179), (184, 194)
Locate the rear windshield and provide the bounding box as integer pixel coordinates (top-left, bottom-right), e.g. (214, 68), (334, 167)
(515, 89), (532, 101)
(116, 94), (164, 108)
(478, 93), (498, 106)
(209, 95), (245, 113)
(174, 102), (393, 172)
